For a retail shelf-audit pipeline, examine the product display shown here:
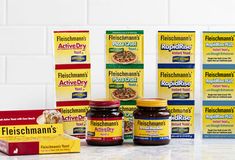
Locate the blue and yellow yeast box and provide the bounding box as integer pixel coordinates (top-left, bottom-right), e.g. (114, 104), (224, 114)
(167, 100), (194, 138)
(158, 64), (195, 100)
(158, 31), (195, 64)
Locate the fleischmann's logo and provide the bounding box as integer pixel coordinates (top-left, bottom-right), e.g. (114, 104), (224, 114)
(205, 35), (235, 41)
(160, 35), (192, 41)
(109, 71), (140, 77)
(205, 107), (234, 113)
(205, 72), (234, 77)
(109, 35), (139, 40)
(1, 125), (57, 136)
(137, 120), (165, 126)
(61, 108), (89, 114)
(56, 36), (86, 41)
(160, 72), (192, 78)
(168, 108), (192, 113)
(90, 121), (118, 126)
(58, 72), (88, 78)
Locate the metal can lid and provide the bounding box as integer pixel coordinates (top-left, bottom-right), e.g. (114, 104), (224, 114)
(89, 99), (120, 108)
(136, 98), (167, 107)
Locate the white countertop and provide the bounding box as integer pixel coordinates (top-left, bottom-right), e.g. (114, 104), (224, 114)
(1, 114), (235, 160)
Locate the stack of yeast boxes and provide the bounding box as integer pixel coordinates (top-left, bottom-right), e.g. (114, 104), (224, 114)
(157, 31), (195, 138)
(203, 32), (235, 138)
(106, 30), (144, 139)
(54, 31), (91, 139)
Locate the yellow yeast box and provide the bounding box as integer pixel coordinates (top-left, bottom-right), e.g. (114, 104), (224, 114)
(158, 31), (195, 63)
(120, 101), (137, 139)
(168, 103), (194, 138)
(203, 69), (235, 101)
(0, 134), (80, 155)
(54, 31), (89, 64)
(55, 64), (90, 102)
(158, 65), (195, 100)
(203, 32), (235, 64)
(106, 64), (144, 101)
(56, 101), (89, 139)
(203, 105), (235, 138)
(106, 30), (144, 64)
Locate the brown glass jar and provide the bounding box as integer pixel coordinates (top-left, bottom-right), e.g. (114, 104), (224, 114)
(86, 99), (124, 146)
(133, 98), (170, 145)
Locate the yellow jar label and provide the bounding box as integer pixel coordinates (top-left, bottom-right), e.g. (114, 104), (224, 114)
(86, 118), (123, 141)
(106, 64), (144, 101)
(158, 31), (195, 63)
(55, 64), (91, 101)
(203, 105), (235, 138)
(54, 31), (90, 64)
(203, 32), (235, 64)
(158, 67), (195, 100)
(134, 119), (170, 140)
(168, 104), (194, 138)
(106, 30), (144, 64)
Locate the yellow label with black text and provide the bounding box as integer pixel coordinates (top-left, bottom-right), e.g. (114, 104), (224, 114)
(54, 31), (89, 64)
(168, 105), (194, 138)
(58, 106), (89, 138)
(134, 119), (170, 140)
(158, 31), (195, 63)
(158, 68), (195, 100)
(55, 66), (90, 101)
(203, 32), (235, 64)
(39, 135), (80, 153)
(203, 69), (235, 100)
(203, 106), (235, 138)
(0, 124), (64, 137)
(86, 118), (123, 141)
(1, 134), (80, 154)
(106, 30), (144, 64)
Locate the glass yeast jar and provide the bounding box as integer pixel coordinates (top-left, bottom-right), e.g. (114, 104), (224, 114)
(86, 99), (124, 146)
(133, 98), (170, 145)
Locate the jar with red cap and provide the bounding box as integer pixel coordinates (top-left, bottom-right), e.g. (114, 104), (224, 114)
(86, 99), (124, 146)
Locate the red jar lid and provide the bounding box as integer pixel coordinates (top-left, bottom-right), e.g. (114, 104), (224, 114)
(89, 99), (120, 108)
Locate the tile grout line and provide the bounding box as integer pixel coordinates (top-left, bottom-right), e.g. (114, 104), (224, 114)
(45, 27), (48, 55)
(4, 0), (7, 25)
(44, 84), (48, 109)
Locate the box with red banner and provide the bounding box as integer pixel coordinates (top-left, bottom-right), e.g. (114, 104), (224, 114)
(56, 101), (89, 139)
(0, 109), (80, 156)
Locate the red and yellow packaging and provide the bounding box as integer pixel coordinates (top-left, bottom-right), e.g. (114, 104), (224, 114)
(0, 110), (80, 156)
(56, 101), (89, 139)
(55, 64), (91, 102)
(54, 31), (90, 64)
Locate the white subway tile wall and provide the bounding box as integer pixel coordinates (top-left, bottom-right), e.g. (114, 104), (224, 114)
(0, 56), (5, 83)
(0, 0), (5, 25)
(8, 0), (87, 25)
(169, 0), (235, 25)
(0, 0), (233, 113)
